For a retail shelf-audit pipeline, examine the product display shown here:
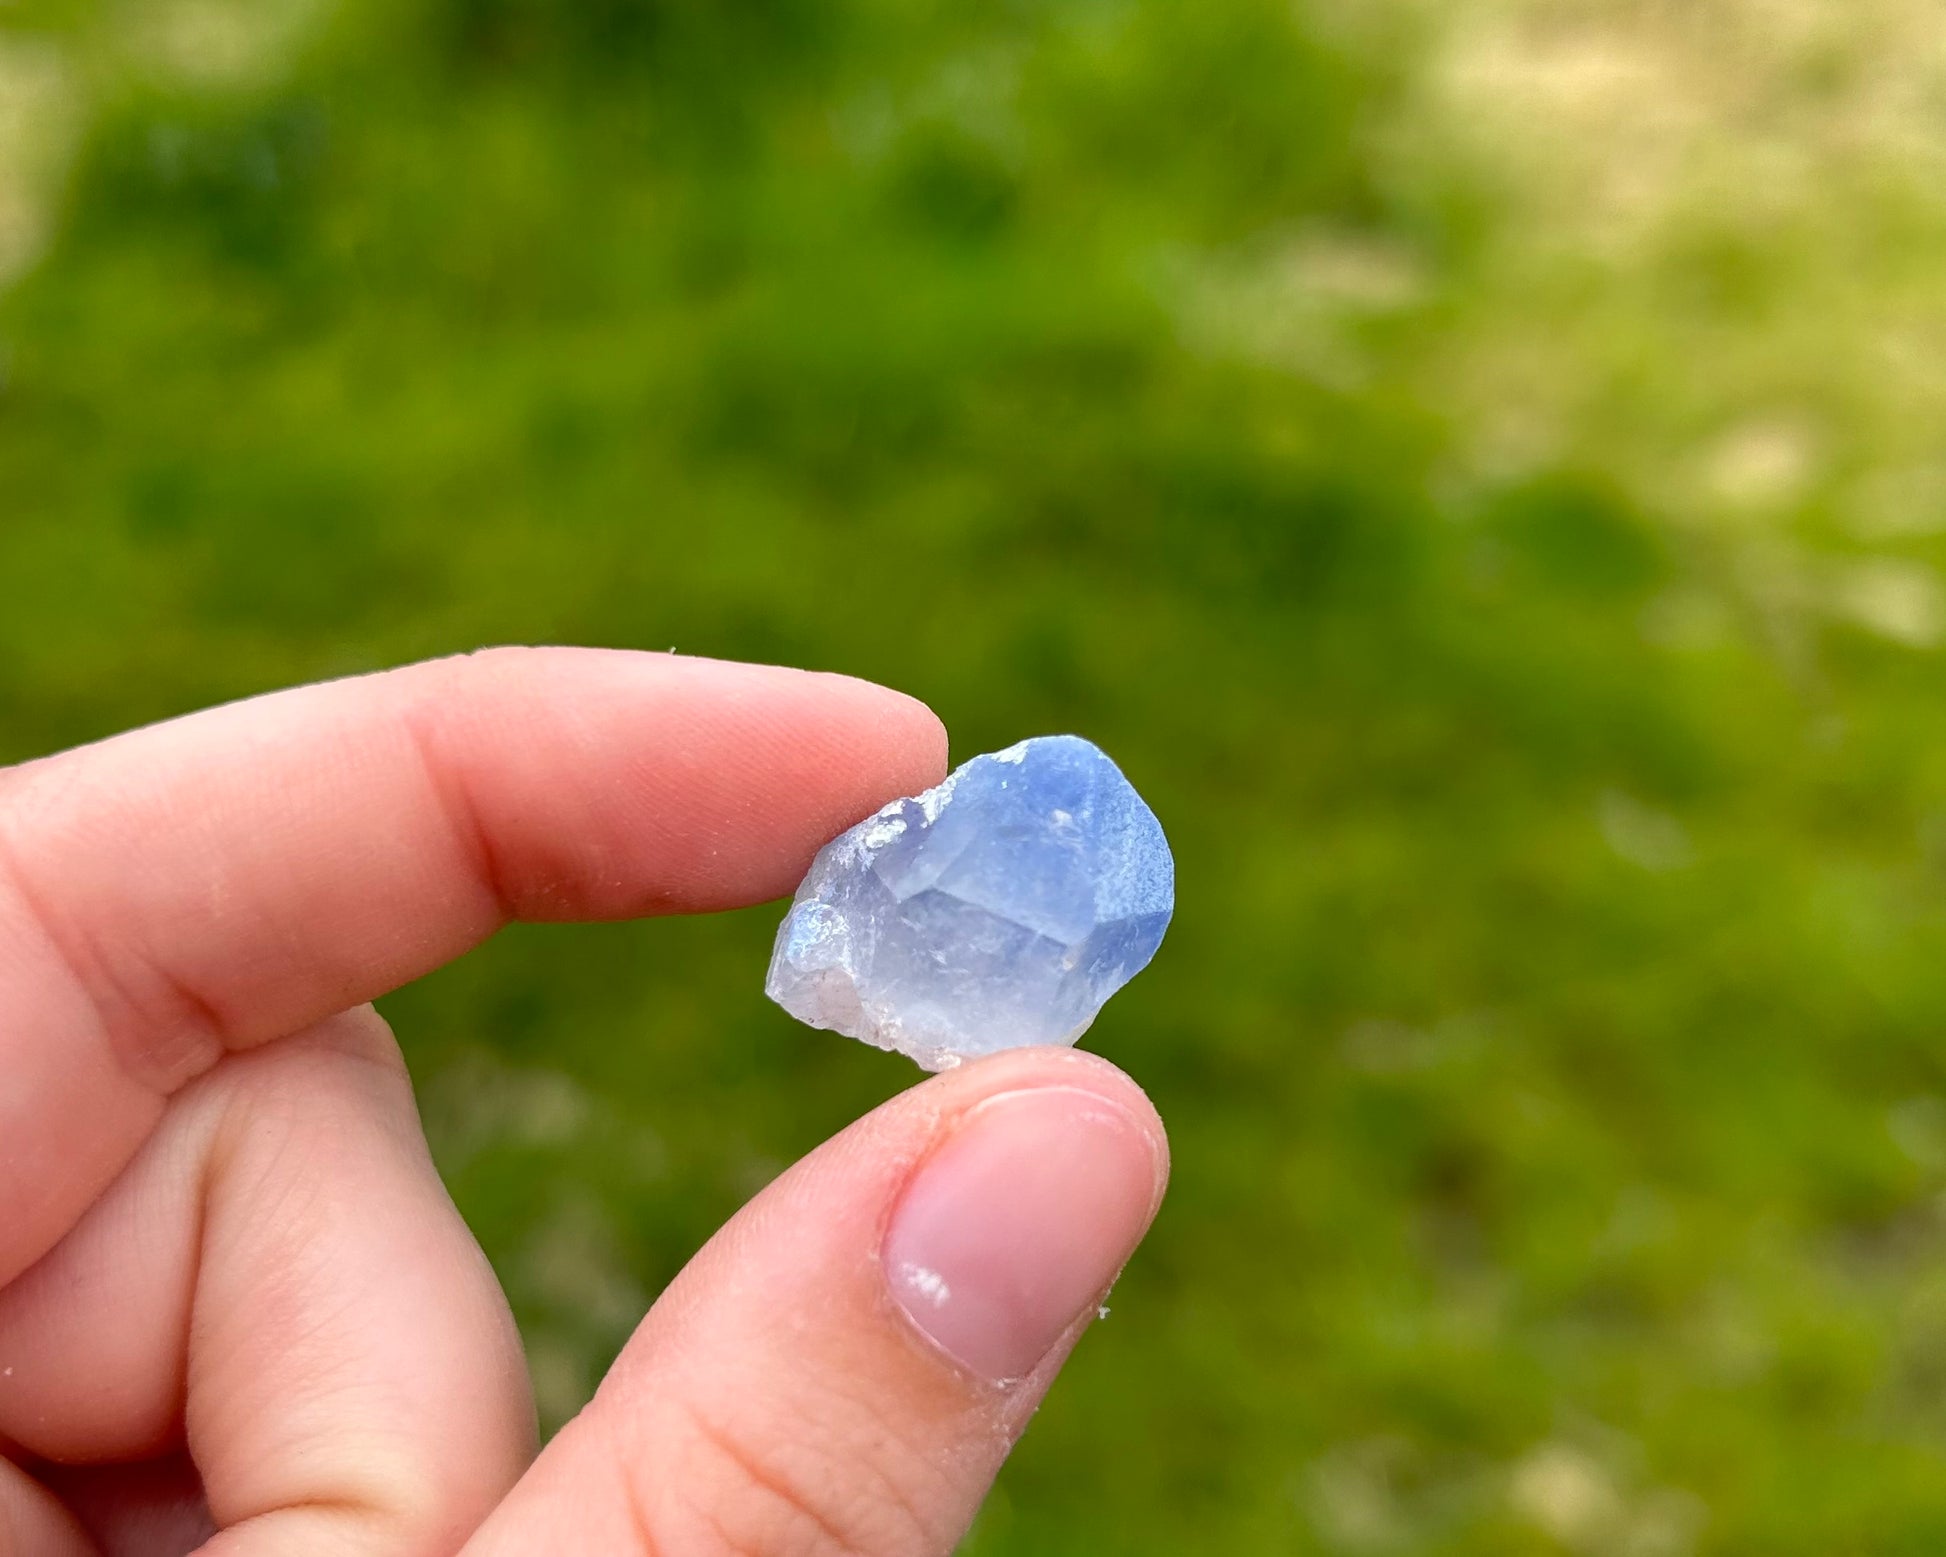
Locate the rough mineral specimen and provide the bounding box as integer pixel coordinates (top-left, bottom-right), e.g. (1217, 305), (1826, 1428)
(765, 735), (1174, 1070)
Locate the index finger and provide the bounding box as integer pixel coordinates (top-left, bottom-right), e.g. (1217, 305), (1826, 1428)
(0, 647), (947, 1287)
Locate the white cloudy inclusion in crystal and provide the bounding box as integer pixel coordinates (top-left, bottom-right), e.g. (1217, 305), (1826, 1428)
(764, 735), (1174, 1070)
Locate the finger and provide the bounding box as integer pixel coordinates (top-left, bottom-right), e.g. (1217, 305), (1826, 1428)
(0, 647), (945, 1286)
(0, 1457), (96, 1556)
(0, 1009), (534, 1555)
(463, 1047), (1168, 1557)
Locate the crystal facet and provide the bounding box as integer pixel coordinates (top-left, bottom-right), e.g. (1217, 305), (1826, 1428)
(765, 735), (1174, 1070)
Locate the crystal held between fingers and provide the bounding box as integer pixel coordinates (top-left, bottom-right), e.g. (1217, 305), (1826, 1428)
(765, 735), (1174, 1071)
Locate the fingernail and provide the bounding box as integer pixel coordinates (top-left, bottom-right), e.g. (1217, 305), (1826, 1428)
(882, 1084), (1164, 1383)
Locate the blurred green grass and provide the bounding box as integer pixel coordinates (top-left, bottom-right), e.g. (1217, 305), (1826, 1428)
(7, 0), (1946, 1551)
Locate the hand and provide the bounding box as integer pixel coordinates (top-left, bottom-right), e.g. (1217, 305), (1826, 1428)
(0, 648), (1169, 1557)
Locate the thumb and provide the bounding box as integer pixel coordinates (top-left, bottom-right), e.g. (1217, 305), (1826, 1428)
(462, 1046), (1168, 1557)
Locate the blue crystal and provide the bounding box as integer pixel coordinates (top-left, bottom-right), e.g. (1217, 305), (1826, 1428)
(765, 735), (1174, 1070)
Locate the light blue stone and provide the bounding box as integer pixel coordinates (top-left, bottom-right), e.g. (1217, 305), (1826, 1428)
(765, 735), (1174, 1070)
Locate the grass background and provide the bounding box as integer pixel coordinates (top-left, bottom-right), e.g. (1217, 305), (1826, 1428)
(7, 0), (1946, 1550)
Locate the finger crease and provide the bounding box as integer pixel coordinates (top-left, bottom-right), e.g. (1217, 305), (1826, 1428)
(0, 819), (226, 1097)
(401, 703), (520, 925)
(681, 1403), (864, 1557)
(617, 1455), (671, 1557)
(212, 1493), (395, 1543)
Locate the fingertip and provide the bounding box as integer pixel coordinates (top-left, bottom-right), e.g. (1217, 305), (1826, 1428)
(914, 1045), (1170, 1185)
(795, 667), (950, 791)
(881, 1048), (1168, 1383)
(405, 647), (949, 914)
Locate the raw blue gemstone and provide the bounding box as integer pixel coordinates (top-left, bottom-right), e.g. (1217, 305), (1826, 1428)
(765, 735), (1174, 1070)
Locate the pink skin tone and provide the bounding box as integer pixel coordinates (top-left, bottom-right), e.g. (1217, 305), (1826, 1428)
(0, 648), (1169, 1557)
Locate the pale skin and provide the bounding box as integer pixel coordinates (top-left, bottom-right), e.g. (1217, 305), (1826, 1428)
(0, 647), (1170, 1557)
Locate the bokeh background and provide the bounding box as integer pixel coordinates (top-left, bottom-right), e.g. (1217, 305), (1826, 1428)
(8, 0), (1946, 1550)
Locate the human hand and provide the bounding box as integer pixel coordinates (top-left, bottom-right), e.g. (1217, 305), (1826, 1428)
(0, 648), (1169, 1556)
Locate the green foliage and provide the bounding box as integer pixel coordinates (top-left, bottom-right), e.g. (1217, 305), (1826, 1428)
(6, 0), (1946, 1551)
